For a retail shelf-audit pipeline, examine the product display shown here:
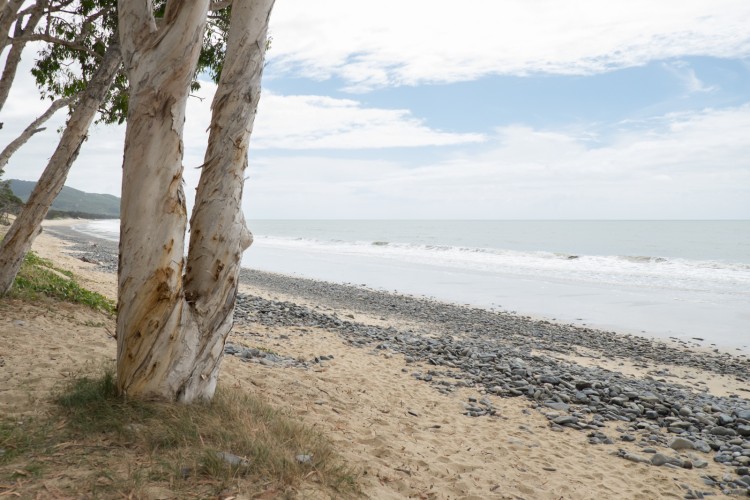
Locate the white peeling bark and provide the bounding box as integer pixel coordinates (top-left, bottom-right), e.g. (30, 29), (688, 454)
(117, 0), (273, 403)
(115, 0), (211, 401)
(0, 96), (72, 171)
(0, 0), (24, 54)
(181, 0), (274, 400)
(0, 43), (121, 295)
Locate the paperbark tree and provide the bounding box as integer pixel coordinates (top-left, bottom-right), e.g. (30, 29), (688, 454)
(117, 0), (273, 402)
(0, 1), (231, 295)
(0, 2), (127, 297)
(0, 42), (121, 294)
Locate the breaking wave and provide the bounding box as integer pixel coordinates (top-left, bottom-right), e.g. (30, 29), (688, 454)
(252, 235), (750, 294)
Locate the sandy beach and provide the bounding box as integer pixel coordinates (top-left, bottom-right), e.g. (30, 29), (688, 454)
(1, 220), (749, 499)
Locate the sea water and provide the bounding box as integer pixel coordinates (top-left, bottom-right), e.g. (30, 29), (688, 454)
(73, 219), (750, 352)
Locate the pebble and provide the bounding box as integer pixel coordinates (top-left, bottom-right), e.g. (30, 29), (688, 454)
(670, 437), (696, 451)
(552, 416), (577, 426)
(216, 451), (249, 467)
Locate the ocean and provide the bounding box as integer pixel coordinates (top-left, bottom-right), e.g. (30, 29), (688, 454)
(73, 219), (750, 352)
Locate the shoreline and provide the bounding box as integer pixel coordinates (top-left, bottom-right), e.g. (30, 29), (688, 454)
(52, 218), (750, 354)
(28, 219), (750, 497)
(43, 219), (750, 360)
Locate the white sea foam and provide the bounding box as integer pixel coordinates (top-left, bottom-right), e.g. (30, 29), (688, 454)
(251, 235), (750, 295)
(72, 219), (120, 241)
(70, 219), (749, 349)
(72, 219), (750, 296)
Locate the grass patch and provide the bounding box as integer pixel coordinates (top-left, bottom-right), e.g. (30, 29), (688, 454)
(1, 367), (357, 498)
(9, 250), (115, 314)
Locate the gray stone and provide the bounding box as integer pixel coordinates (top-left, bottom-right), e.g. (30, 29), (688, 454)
(709, 426), (737, 436)
(717, 413), (735, 425)
(296, 454), (313, 464)
(573, 391), (589, 403)
(645, 410), (659, 419)
(737, 425), (750, 437)
(553, 416), (577, 426)
(714, 453), (733, 463)
(639, 394), (660, 404)
(679, 407), (693, 417)
(670, 437), (696, 451)
(651, 453), (670, 466)
(622, 452), (650, 464)
(216, 451), (250, 467)
(540, 375), (561, 385)
(693, 440), (712, 453)
(691, 458), (709, 469)
(544, 402), (570, 412)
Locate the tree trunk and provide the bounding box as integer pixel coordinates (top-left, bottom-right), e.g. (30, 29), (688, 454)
(183, 0), (274, 395)
(0, 96), (72, 171)
(116, 0), (273, 403)
(0, 43), (120, 295)
(0, 0), (24, 54)
(115, 0), (211, 401)
(0, 0), (44, 112)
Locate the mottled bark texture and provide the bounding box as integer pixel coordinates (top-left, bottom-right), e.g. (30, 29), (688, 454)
(0, 0), (24, 55)
(0, 43), (121, 294)
(116, 0), (273, 402)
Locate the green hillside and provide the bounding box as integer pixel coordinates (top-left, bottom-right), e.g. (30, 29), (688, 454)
(9, 179), (120, 218)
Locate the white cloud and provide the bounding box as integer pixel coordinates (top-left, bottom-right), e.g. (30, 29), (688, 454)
(252, 92), (485, 149)
(3, 45), (748, 220)
(267, 0), (750, 89)
(244, 105), (750, 219)
(178, 84), (485, 153)
(1, 69), (482, 203)
(664, 61), (718, 94)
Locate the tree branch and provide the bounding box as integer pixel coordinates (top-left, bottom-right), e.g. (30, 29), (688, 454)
(0, 0), (46, 112)
(17, 0), (75, 18)
(117, 0), (157, 65)
(0, 96), (74, 171)
(10, 33), (100, 58)
(0, 0), (24, 53)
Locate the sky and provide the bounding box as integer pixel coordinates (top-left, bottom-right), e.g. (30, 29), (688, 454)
(2, 0), (750, 219)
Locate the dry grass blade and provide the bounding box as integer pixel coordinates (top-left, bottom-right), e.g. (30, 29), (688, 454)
(0, 367), (358, 498)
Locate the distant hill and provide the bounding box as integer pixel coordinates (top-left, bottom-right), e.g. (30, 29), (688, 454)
(9, 179), (120, 218)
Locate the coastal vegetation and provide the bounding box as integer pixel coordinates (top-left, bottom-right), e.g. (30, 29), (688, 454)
(9, 250), (115, 314)
(0, 179), (20, 224)
(0, 365), (355, 498)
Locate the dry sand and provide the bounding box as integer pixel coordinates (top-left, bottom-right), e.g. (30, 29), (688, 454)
(0, 221), (744, 499)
